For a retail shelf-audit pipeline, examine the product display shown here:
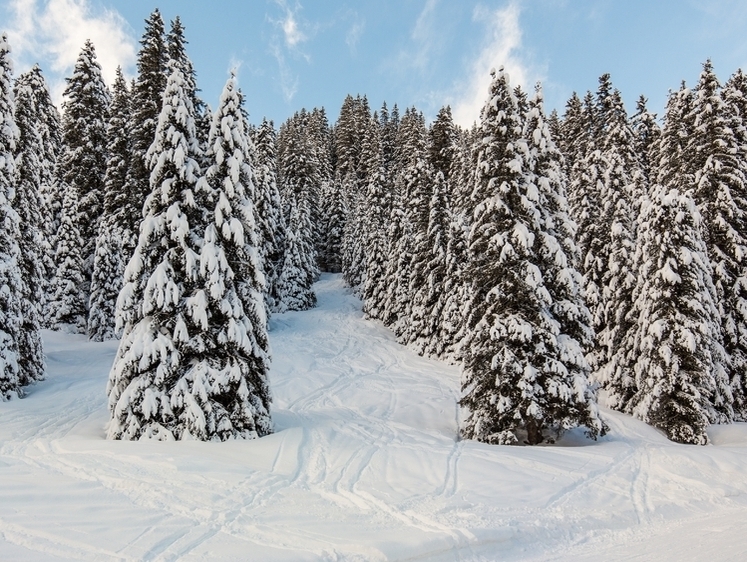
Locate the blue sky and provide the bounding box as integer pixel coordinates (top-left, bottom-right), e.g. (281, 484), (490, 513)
(3, 0), (747, 127)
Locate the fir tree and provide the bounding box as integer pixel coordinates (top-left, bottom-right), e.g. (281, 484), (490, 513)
(59, 40), (110, 298)
(460, 69), (604, 446)
(276, 196), (317, 312)
(253, 118), (286, 313)
(687, 61), (747, 420)
(630, 185), (731, 444)
(190, 74), (272, 440)
(0, 34), (25, 400)
(48, 181), (87, 333)
(121, 9), (168, 275)
(107, 65), (216, 440)
(88, 67), (131, 341)
(12, 65), (48, 384)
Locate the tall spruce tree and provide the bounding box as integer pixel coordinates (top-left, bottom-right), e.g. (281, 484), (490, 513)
(460, 69), (604, 445)
(12, 66), (48, 384)
(121, 9), (168, 276)
(88, 67), (131, 341)
(107, 65), (233, 440)
(48, 181), (87, 333)
(253, 118), (286, 314)
(0, 34), (25, 400)
(630, 185), (731, 443)
(58, 40), (110, 301)
(687, 61), (747, 419)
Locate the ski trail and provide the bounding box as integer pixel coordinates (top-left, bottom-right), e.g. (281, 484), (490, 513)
(3, 274), (747, 561)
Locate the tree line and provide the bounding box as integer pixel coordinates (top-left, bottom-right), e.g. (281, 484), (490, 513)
(1, 9), (745, 446)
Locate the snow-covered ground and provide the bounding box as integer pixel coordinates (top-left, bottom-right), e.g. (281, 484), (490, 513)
(2, 273), (747, 561)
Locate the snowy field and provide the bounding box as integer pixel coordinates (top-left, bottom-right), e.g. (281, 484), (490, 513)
(1, 274), (747, 561)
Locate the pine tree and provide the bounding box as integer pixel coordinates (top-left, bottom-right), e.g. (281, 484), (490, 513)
(687, 61), (747, 420)
(88, 67), (131, 341)
(460, 69), (604, 445)
(253, 118), (286, 313)
(58, 40), (110, 300)
(15, 65), (59, 301)
(319, 172), (345, 273)
(0, 34), (25, 400)
(121, 9), (168, 277)
(187, 74), (273, 440)
(12, 65), (48, 384)
(630, 185), (730, 444)
(107, 65), (213, 440)
(276, 196), (317, 312)
(48, 181), (87, 333)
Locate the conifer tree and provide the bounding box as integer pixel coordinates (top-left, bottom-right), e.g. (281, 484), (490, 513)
(460, 69), (604, 445)
(361, 118), (390, 320)
(109, 65), (251, 440)
(48, 181), (87, 333)
(630, 185), (731, 443)
(0, 34), (25, 400)
(189, 74), (272, 439)
(88, 67), (131, 341)
(121, 9), (168, 272)
(253, 118), (286, 313)
(319, 172), (345, 273)
(59, 40), (110, 297)
(12, 66), (48, 384)
(276, 196), (317, 311)
(630, 95), (660, 185)
(15, 65), (59, 295)
(687, 61), (747, 419)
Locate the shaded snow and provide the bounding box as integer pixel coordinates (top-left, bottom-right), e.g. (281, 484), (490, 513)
(1, 274), (747, 561)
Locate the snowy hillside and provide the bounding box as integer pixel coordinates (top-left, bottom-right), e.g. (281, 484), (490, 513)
(1, 274), (747, 561)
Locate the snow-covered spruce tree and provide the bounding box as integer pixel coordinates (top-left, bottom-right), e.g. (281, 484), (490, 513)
(594, 89), (644, 411)
(189, 74), (272, 440)
(382, 108), (431, 339)
(109, 66), (271, 441)
(361, 117), (390, 320)
(687, 61), (747, 420)
(630, 95), (660, 185)
(88, 67), (131, 341)
(15, 66), (59, 297)
(460, 69), (604, 445)
(121, 9), (168, 273)
(438, 126), (477, 362)
(275, 196), (317, 312)
(59, 40), (110, 298)
(0, 34), (25, 400)
(319, 172), (345, 274)
(630, 185), (731, 444)
(12, 65), (48, 385)
(525, 84), (603, 434)
(48, 181), (87, 333)
(276, 111), (319, 309)
(253, 118), (286, 313)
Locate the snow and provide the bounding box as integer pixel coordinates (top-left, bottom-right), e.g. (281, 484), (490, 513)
(2, 274), (747, 561)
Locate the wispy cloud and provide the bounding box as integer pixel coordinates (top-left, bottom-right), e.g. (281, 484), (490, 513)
(268, 0), (314, 103)
(451, 2), (543, 127)
(5, 0), (136, 103)
(345, 17), (365, 54)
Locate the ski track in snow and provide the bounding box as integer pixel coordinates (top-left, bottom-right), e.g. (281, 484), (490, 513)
(2, 273), (747, 561)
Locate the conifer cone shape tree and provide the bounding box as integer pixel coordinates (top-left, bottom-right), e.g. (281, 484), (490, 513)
(12, 65), (49, 384)
(686, 61), (747, 421)
(460, 69), (604, 446)
(58, 40), (110, 301)
(630, 185), (731, 444)
(88, 67), (132, 341)
(253, 118), (286, 314)
(48, 181), (87, 333)
(0, 34), (25, 400)
(107, 65), (272, 441)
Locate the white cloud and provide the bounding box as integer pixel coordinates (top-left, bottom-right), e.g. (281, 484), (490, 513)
(345, 18), (365, 54)
(451, 2), (543, 127)
(5, 0), (136, 104)
(274, 0), (308, 49)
